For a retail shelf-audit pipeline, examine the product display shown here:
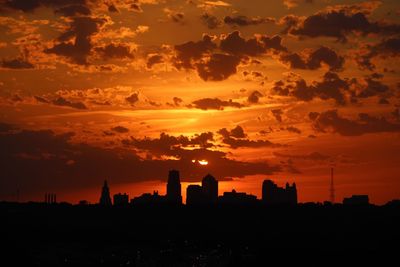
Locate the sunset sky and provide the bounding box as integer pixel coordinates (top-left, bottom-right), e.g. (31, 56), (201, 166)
(1, 0), (400, 204)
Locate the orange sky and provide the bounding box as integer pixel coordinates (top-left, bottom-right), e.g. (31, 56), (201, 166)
(1, 0), (400, 205)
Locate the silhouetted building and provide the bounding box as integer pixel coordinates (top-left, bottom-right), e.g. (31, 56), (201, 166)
(78, 200), (90, 206)
(218, 190), (258, 205)
(343, 195), (369, 206)
(186, 174), (219, 206)
(385, 199), (400, 207)
(99, 180), (112, 206)
(166, 170), (182, 204)
(262, 180), (297, 205)
(186, 185), (203, 206)
(131, 191), (166, 205)
(113, 193), (129, 206)
(202, 174), (218, 203)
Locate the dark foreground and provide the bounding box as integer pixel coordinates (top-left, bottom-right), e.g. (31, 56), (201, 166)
(1, 202), (400, 266)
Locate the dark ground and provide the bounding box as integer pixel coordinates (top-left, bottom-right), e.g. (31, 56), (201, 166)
(1, 202), (399, 266)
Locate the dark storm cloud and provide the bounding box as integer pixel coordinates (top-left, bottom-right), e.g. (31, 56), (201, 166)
(95, 43), (134, 60)
(217, 126), (282, 149)
(123, 132), (215, 153)
(34, 96), (50, 103)
(167, 97), (183, 107)
(1, 58), (34, 69)
(218, 125), (246, 139)
(285, 9), (400, 42)
(130, 2), (143, 13)
(309, 110), (400, 136)
(126, 93), (139, 105)
(220, 31), (287, 57)
(190, 97), (243, 110)
(52, 97), (87, 110)
(286, 126), (301, 134)
(378, 98), (389, 105)
(111, 126), (129, 133)
(0, 0), (86, 13)
(357, 78), (389, 98)
(107, 3), (118, 12)
(173, 34), (217, 70)
(173, 97), (183, 106)
(173, 32), (287, 81)
(277, 72), (392, 104)
(223, 15), (275, 27)
(311, 72), (350, 104)
(247, 90), (263, 103)
(272, 72), (350, 105)
(196, 53), (241, 81)
(0, 126), (281, 197)
(357, 37), (400, 70)
(165, 10), (185, 24)
(200, 13), (222, 29)
(271, 109), (283, 122)
(280, 46), (344, 71)
(370, 37), (400, 56)
(45, 16), (107, 65)
(146, 54), (164, 69)
(221, 137), (277, 149)
(55, 4), (91, 16)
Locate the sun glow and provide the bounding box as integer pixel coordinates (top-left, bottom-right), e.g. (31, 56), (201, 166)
(192, 159), (209, 165)
(198, 160), (209, 166)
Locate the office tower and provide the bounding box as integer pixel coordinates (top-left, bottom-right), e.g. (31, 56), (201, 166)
(99, 180), (112, 206)
(186, 185), (204, 206)
(166, 170), (182, 204)
(202, 174), (218, 203)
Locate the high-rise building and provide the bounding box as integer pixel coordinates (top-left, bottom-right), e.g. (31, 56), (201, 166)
(186, 185), (204, 206)
(166, 170), (182, 204)
(202, 174), (218, 203)
(285, 182), (297, 204)
(99, 180), (112, 206)
(262, 180), (297, 205)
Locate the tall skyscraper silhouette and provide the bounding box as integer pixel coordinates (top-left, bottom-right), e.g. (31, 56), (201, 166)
(186, 174), (219, 205)
(186, 185), (203, 206)
(166, 170), (182, 204)
(202, 174), (218, 203)
(99, 180), (112, 206)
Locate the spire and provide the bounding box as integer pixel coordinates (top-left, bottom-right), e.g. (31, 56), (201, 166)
(99, 180), (112, 206)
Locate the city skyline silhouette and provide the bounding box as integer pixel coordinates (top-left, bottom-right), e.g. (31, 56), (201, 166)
(7, 168), (392, 207)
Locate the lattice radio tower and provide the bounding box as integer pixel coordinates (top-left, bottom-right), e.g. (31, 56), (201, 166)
(330, 167), (335, 204)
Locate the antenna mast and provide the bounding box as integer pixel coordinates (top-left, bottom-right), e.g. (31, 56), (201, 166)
(330, 167), (335, 204)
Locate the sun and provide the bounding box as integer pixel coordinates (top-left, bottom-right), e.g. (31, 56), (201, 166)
(198, 160), (209, 165)
(192, 159), (209, 165)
